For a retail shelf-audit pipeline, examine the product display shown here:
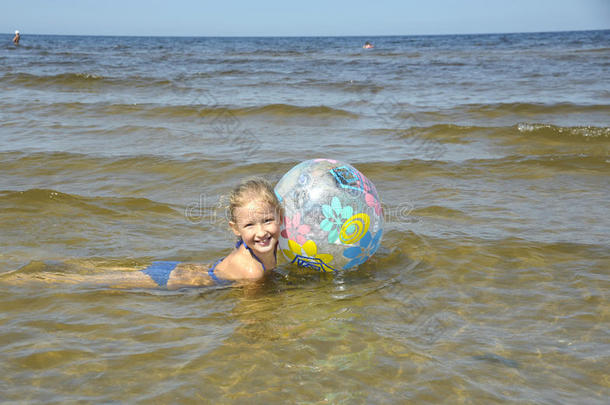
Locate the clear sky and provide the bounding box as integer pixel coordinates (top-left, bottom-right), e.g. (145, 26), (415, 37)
(2, 0), (609, 37)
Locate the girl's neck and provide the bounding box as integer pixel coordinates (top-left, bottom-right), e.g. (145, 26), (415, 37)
(240, 239), (277, 271)
(258, 249), (277, 270)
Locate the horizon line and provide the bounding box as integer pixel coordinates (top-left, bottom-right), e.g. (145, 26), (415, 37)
(5, 28), (609, 39)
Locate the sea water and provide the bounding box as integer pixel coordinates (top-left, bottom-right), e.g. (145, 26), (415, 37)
(1, 31), (609, 403)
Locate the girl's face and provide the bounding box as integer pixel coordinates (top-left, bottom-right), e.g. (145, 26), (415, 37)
(230, 199), (281, 257)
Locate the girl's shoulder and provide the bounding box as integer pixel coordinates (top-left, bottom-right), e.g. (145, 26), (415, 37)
(215, 247), (265, 281)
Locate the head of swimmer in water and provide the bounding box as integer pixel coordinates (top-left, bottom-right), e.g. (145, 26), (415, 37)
(227, 178), (283, 253)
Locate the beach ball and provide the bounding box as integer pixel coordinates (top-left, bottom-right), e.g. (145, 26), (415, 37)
(275, 159), (384, 272)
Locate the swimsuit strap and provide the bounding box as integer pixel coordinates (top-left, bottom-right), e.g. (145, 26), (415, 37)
(208, 258), (232, 285)
(236, 239), (277, 272)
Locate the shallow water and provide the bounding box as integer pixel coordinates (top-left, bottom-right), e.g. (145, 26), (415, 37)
(1, 31), (609, 403)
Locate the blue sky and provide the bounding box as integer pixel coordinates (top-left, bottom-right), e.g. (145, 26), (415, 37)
(2, 0), (609, 36)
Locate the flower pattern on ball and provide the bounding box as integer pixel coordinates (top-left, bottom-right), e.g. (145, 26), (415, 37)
(320, 196), (354, 243)
(281, 212), (311, 246)
(282, 239), (335, 272)
(359, 172), (383, 216)
(339, 213), (370, 244)
(342, 230), (382, 269)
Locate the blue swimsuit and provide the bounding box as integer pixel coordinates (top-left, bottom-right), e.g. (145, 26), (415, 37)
(140, 260), (180, 287)
(141, 240), (271, 287)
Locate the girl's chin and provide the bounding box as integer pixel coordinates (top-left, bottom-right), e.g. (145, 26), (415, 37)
(252, 238), (277, 252)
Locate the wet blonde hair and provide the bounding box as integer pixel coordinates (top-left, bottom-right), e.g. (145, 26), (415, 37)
(227, 177), (282, 224)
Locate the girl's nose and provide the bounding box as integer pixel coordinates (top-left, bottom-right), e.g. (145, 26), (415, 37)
(254, 224), (267, 236)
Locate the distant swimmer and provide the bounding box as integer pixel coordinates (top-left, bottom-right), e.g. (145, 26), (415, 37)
(363, 41), (374, 49)
(13, 30), (20, 45)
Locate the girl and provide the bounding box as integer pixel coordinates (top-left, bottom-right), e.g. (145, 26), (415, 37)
(139, 177), (282, 288)
(3, 178), (283, 289)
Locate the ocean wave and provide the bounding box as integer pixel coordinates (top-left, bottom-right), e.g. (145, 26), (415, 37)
(516, 123), (610, 139)
(22, 101), (359, 120)
(461, 102), (610, 117)
(237, 78), (385, 93)
(394, 102), (610, 121)
(0, 150), (231, 181)
(465, 154), (610, 178)
(192, 57), (288, 65)
(176, 69), (291, 80)
(1, 72), (173, 90)
(0, 188), (178, 217)
(391, 124), (487, 143)
(390, 103), (610, 129)
(348, 51), (423, 58)
(306, 79), (385, 93)
(228, 50), (306, 57)
(137, 102), (358, 119)
(345, 152), (609, 181)
(573, 47), (610, 54)
(240, 103), (357, 118)
(389, 122), (610, 142)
